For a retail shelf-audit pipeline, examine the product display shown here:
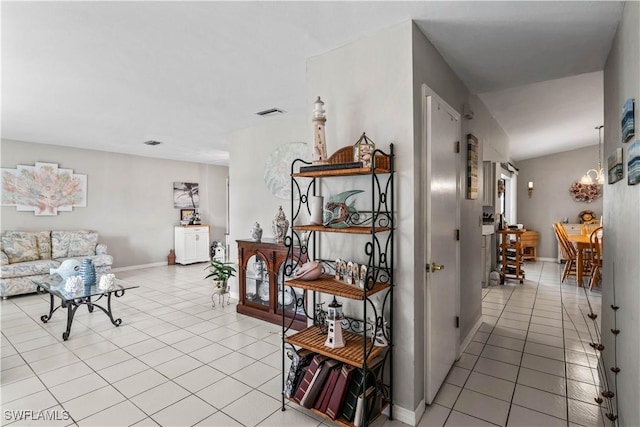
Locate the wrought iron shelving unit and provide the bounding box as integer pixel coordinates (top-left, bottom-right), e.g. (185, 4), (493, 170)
(281, 144), (394, 427)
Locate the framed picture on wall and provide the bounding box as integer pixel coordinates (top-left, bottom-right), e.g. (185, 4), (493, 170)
(607, 147), (623, 184)
(622, 98), (635, 143)
(180, 209), (195, 222)
(173, 182), (199, 208)
(628, 140), (640, 185)
(466, 134), (479, 199)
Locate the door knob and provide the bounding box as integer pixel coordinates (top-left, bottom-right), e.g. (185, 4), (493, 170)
(431, 262), (444, 272)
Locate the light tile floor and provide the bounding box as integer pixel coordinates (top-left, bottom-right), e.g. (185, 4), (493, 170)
(0, 261), (605, 426)
(416, 261), (606, 427)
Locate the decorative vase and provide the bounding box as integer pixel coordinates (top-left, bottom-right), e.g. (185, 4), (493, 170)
(79, 258), (96, 286)
(309, 196), (324, 225)
(250, 222), (263, 242)
(272, 206), (289, 244)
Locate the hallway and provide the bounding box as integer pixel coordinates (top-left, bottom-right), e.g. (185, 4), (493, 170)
(415, 261), (605, 426)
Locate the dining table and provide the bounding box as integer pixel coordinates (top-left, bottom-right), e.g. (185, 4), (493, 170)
(567, 234), (591, 287)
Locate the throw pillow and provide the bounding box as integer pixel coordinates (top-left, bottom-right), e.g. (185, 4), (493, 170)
(1, 233), (39, 263)
(52, 231), (71, 259)
(35, 231), (52, 260)
(67, 230), (98, 257)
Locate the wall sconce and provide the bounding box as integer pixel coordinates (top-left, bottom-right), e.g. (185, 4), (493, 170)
(528, 181), (534, 197)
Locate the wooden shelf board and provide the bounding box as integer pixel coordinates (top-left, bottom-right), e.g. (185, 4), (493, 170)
(293, 167), (391, 178)
(293, 225), (391, 235)
(285, 397), (387, 427)
(285, 275), (389, 300)
(285, 326), (386, 368)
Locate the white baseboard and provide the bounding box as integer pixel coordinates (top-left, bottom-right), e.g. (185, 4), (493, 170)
(384, 399), (425, 426)
(111, 262), (167, 272)
(460, 315), (483, 356)
(535, 257), (557, 263)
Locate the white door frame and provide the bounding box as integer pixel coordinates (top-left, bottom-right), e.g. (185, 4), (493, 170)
(421, 83), (461, 403)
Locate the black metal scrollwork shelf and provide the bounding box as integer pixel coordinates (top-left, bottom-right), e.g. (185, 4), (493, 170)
(281, 144), (394, 427)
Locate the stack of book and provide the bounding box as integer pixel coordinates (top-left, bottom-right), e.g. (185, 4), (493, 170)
(286, 351), (382, 426)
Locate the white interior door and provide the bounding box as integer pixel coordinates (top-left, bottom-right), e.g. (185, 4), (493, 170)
(423, 85), (460, 404)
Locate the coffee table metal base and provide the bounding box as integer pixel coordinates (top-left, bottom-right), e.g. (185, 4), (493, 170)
(39, 288), (127, 341)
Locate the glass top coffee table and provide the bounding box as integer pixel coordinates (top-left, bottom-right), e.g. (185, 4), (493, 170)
(33, 275), (138, 341)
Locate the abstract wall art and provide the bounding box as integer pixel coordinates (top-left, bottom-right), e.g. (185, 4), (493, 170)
(1, 162), (87, 216)
(622, 98), (635, 143)
(607, 147), (623, 185)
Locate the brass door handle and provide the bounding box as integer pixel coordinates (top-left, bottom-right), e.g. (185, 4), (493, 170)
(431, 263), (444, 272)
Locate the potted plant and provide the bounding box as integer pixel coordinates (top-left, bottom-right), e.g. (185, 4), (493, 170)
(205, 259), (237, 295)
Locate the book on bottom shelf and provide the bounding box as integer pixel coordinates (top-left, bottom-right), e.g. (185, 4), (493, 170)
(341, 363), (382, 422)
(314, 363), (342, 412)
(300, 359), (339, 408)
(354, 386), (378, 427)
(293, 354), (328, 404)
(326, 365), (356, 420)
(284, 349), (316, 399)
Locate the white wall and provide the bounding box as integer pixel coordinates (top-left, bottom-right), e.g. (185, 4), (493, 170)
(0, 139), (228, 268)
(306, 21), (415, 416)
(602, 2), (640, 425)
(516, 145), (603, 259)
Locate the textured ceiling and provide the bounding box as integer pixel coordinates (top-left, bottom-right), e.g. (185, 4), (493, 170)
(1, 1), (624, 164)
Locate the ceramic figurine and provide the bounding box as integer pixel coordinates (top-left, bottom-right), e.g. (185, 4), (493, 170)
(350, 262), (359, 286)
(272, 206), (289, 244)
(334, 258), (342, 281)
(50, 259), (81, 281)
(323, 190), (363, 228)
(359, 264), (367, 289)
(345, 262), (354, 285)
(250, 222), (263, 241)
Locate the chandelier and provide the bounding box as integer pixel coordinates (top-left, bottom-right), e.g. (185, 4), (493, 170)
(580, 125), (605, 185)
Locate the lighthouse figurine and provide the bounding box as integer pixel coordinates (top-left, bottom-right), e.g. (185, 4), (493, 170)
(324, 297), (345, 349)
(312, 96), (328, 164)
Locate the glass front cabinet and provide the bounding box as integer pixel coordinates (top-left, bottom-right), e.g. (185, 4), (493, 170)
(236, 239), (307, 330)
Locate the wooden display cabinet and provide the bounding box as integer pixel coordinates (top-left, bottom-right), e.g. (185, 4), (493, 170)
(236, 239), (307, 330)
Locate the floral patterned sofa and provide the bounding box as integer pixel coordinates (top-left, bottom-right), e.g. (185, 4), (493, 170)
(0, 230), (113, 298)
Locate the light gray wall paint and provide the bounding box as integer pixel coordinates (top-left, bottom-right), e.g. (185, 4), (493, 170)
(603, 2), (640, 425)
(227, 115), (308, 293)
(0, 139), (228, 268)
(516, 145), (603, 259)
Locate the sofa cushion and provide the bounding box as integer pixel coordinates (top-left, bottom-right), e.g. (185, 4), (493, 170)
(35, 231), (52, 260)
(60, 254), (113, 269)
(1, 232), (40, 263)
(0, 259), (60, 279)
(52, 230), (98, 258)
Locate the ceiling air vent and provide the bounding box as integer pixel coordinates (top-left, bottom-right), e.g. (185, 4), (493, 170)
(256, 108), (285, 116)
(143, 140), (162, 146)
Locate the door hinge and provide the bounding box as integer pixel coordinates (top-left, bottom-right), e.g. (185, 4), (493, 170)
(456, 316), (460, 328)
(455, 141), (460, 153)
(455, 229), (460, 241)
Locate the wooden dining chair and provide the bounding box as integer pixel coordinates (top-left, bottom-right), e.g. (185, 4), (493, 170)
(589, 226), (603, 290)
(553, 223), (577, 283)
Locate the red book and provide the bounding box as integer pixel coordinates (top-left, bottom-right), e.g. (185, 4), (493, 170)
(317, 364), (342, 413)
(301, 359), (338, 408)
(326, 365), (355, 419)
(293, 354), (328, 403)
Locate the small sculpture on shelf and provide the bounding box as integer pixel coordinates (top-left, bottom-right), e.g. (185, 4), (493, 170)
(272, 206), (289, 244)
(324, 297), (345, 349)
(353, 132), (376, 169)
(314, 302), (327, 334)
(250, 222), (263, 242)
(312, 96), (328, 165)
(322, 190), (363, 228)
(291, 261), (322, 281)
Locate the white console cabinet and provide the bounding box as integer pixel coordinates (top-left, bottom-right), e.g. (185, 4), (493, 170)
(174, 225), (210, 265)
